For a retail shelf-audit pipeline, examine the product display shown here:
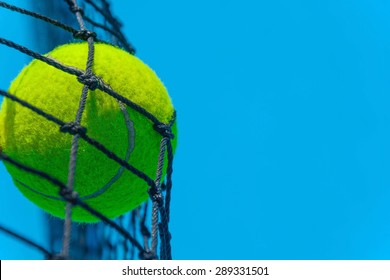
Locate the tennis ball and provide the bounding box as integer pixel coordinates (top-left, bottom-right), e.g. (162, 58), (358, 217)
(0, 43), (176, 223)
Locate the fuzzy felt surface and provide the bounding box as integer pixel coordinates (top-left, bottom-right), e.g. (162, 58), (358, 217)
(0, 43), (176, 222)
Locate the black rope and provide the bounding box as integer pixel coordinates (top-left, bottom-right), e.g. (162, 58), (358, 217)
(68, 4), (84, 15)
(81, 134), (155, 188)
(73, 30), (97, 41)
(84, 0), (135, 54)
(154, 123), (175, 139)
(165, 139), (175, 224)
(0, 153), (67, 189)
(0, 89), (66, 127)
(157, 138), (173, 260)
(0, 37), (83, 76)
(0, 152), (146, 254)
(0, 89), (155, 188)
(159, 205), (172, 259)
(76, 200), (146, 254)
(85, 0), (121, 28)
(0, 1), (117, 47)
(77, 73), (101, 90)
(60, 122), (88, 136)
(0, 0), (176, 260)
(83, 15), (135, 54)
(0, 1), (78, 34)
(0, 0), (133, 56)
(156, 121), (175, 259)
(0, 224), (53, 259)
(0, 37), (175, 128)
(65, 0), (86, 30)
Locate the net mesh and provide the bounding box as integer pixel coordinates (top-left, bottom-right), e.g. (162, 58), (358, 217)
(0, 0), (175, 260)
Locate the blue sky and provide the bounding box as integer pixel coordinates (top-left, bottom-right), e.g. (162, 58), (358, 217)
(1, 0), (390, 259)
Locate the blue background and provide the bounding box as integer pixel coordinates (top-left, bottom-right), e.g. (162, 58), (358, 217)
(1, 0), (390, 259)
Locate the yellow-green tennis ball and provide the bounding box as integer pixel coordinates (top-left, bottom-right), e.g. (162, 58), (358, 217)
(0, 43), (176, 223)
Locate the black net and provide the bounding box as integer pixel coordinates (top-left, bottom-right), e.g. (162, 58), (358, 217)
(0, 0), (175, 260)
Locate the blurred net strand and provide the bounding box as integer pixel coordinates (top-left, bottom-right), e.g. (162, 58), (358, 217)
(85, 0), (123, 29)
(0, 224), (53, 259)
(0, 0), (175, 260)
(82, 0), (134, 54)
(0, 1), (135, 54)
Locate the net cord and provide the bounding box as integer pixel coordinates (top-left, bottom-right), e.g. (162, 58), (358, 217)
(0, 0), (175, 260)
(0, 1), (119, 48)
(0, 223), (53, 259)
(60, 0), (92, 259)
(0, 37), (168, 127)
(0, 153), (146, 254)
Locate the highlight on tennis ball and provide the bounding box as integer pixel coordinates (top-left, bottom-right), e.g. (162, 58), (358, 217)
(0, 42), (177, 223)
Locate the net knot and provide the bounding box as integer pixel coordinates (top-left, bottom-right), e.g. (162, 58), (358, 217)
(153, 123), (174, 139)
(59, 188), (79, 204)
(60, 122), (87, 136)
(73, 30), (97, 41)
(140, 250), (157, 260)
(69, 5), (84, 15)
(77, 73), (100, 90)
(148, 187), (163, 207)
